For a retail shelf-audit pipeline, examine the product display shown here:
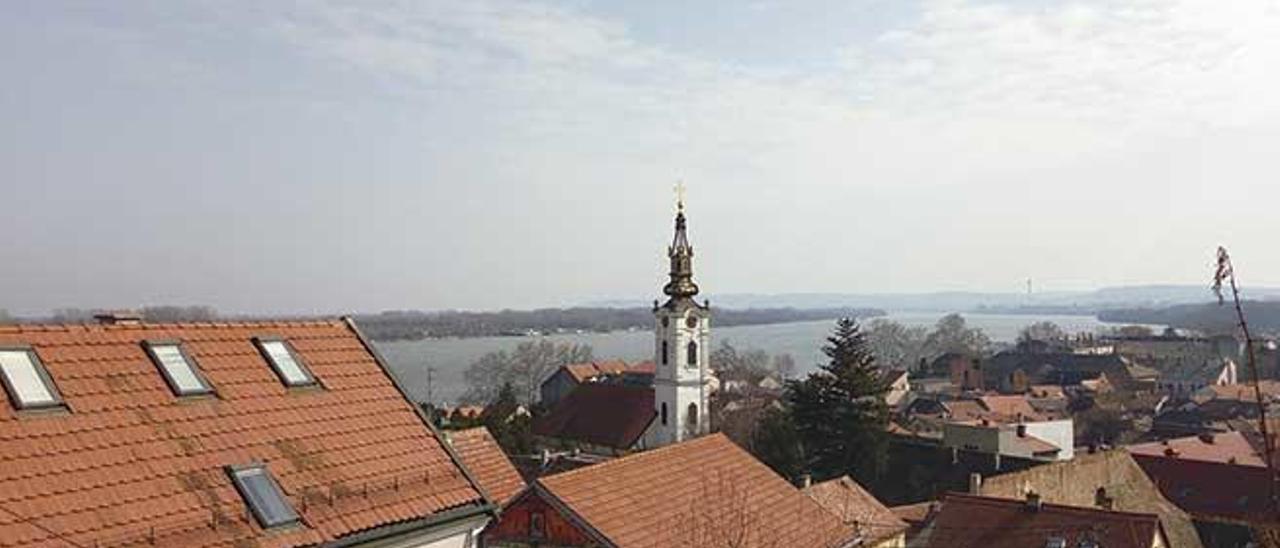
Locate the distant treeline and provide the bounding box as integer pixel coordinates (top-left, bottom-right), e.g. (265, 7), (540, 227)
(353, 306), (886, 341)
(1098, 300), (1280, 335)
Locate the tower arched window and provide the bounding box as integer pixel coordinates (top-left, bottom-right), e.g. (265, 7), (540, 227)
(661, 403), (668, 425)
(687, 403), (698, 431)
(686, 341), (698, 367)
(662, 341), (669, 365)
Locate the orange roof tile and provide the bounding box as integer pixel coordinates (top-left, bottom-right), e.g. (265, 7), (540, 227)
(977, 395), (1043, 421)
(0, 319), (486, 547)
(537, 434), (855, 548)
(447, 427), (527, 507)
(804, 475), (907, 543)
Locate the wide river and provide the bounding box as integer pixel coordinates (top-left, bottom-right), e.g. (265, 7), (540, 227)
(373, 311), (1158, 406)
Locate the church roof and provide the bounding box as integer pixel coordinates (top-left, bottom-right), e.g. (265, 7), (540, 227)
(531, 384), (655, 449)
(536, 434), (855, 548)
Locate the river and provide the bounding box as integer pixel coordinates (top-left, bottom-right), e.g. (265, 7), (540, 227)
(372, 311), (1159, 405)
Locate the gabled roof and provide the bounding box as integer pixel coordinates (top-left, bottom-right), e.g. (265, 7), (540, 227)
(804, 475), (907, 543)
(1127, 431), (1265, 466)
(446, 427), (528, 507)
(915, 493), (1163, 548)
(0, 320), (486, 547)
(977, 395), (1043, 421)
(531, 384), (654, 449)
(979, 449), (1203, 548)
(558, 360), (647, 384)
(537, 434), (855, 548)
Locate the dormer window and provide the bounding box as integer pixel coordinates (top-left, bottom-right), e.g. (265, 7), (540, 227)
(227, 464), (300, 529)
(143, 341), (213, 397)
(0, 348), (64, 410)
(254, 338), (317, 387)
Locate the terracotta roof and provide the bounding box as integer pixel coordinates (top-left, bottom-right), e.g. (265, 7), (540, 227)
(628, 360), (656, 375)
(0, 320), (485, 547)
(537, 434), (855, 547)
(979, 450), (1203, 548)
(559, 360), (650, 384)
(531, 384), (654, 449)
(915, 493), (1163, 548)
(804, 475), (907, 543)
(1127, 431), (1265, 466)
(940, 400), (988, 422)
(1007, 433), (1060, 456)
(977, 395), (1043, 421)
(890, 501), (934, 526)
(447, 427), (527, 507)
(1132, 453), (1275, 524)
(1028, 385), (1065, 399)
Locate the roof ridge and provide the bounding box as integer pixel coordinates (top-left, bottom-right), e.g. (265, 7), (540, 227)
(944, 492), (1161, 520)
(0, 319), (344, 332)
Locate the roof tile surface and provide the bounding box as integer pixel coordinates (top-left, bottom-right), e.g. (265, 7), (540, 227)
(531, 384), (654, 449)
(804, 475), (907, 543)
(447, 427), (527, 507)
(0, 320), (483, 547)
(537, 434), (854, 548)
(918, 493), (1161, 548)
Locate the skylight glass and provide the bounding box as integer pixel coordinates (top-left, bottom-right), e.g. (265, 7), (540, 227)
(0, 350), (61, 409)
(257, 340), (315, 387)
(144, 342), (212, 396)
(229, 465), (300, 529)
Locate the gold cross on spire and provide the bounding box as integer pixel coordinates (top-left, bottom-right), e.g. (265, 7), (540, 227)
(674, 180), (686, 213)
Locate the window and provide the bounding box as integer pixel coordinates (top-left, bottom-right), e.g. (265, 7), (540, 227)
(686, 341), (697, 367)
(254, 338), (316, 387)
(687, 403), (698, 428)
(661, 341), (668, 365)
(0, 349), (63, 410)
(661, 403), (668, 425)
(529, 511), (546, 539)
(143, 342), (213, 397)
(227, 465), (300, 529)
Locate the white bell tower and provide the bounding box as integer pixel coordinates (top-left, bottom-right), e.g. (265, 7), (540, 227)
(650, 191), (711, 447)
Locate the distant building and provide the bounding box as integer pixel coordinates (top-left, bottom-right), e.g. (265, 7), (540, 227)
(483, 434), (856, 547)
(539, 359), (653, 407)
(940, 353), (984, 391)
(532, 383), (656, 453)
(881, 368), (911, 407)
(942, 418), (1074, 462)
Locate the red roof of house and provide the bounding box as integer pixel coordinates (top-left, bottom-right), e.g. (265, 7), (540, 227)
(1127, 432), (1265, 466)
(559, 360), (650, 384)
(977, 395), (1044, 421)
(918, 493), (1163, 548)
(531, 384), (654, 449)
(447, 427), (527, 507)
(804, 475), (907, 543)
(537, 434), (855, 547)
(0, 320), (485, 547)
(1132, 453), (1276, 524)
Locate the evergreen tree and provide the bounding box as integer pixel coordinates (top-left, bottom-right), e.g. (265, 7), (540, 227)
(785, 318), (891, 484)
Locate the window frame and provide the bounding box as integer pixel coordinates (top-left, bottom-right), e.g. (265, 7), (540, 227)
(252, 337), (318, 388)
(225, 463), (302, 530)
(0, 345), (65, 411)
(142, 340), (215, 397)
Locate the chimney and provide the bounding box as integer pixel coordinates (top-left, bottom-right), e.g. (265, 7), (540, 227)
(1198, 433), (1215, 444)
(1094, 487), (1114, 510)
(1025, 491), (1042, 511)
(968, 473), (983, 495)
(94, 311), (142, 326)
(1017, 424), (1028, 437)
(799, 474), (812, 489)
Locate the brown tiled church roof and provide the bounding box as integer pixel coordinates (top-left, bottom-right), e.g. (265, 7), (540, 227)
(0, 319), (485, 546)
(447, 427), (527, 506)
(536, 434), (855, 547)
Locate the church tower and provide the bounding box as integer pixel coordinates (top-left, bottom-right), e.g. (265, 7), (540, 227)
(650, 195), (711, 447)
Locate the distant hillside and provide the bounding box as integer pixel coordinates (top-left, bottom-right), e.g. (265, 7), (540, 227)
(1098, 300), (1280, 335)
(354, 306), (885, 341)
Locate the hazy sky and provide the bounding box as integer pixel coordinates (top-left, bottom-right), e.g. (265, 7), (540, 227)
(4, 0), (1280, 316)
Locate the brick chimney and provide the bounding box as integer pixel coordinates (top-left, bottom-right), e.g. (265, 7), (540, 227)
(1025, 491), (1042, 511)
(93, 311), (142, 326)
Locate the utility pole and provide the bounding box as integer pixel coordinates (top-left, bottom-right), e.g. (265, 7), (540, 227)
(425, 365), (436, 407)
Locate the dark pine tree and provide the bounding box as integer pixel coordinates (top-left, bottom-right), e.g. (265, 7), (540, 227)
(785, 317), (891, 484)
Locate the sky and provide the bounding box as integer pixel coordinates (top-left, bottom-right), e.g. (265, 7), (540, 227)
(3, 0), (1280, 316)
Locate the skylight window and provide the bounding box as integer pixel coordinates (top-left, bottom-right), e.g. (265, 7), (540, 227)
(227, 465), (300, 529)
(0, 349), (63, 410)
(254, 338), (316, 387)
(143, 342), (213, 397)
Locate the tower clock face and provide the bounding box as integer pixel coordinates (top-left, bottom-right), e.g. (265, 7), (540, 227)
(685, 316), (698, 328)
